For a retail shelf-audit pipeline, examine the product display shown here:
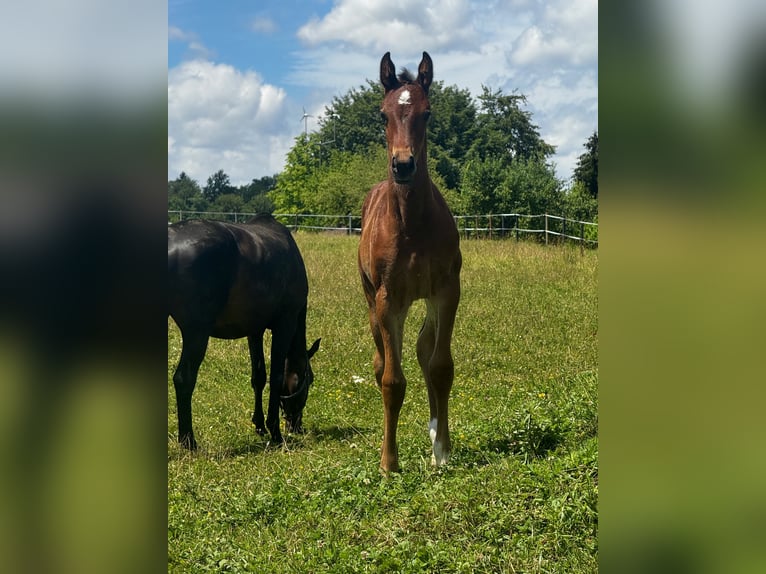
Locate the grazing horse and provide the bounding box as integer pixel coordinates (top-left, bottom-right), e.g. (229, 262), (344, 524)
(358, 52), (462, 473)
(168, 214), (320, 449)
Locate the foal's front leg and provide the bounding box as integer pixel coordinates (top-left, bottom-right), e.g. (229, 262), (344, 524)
(375, 292), (407, 474)
(248, 333), (267, 435)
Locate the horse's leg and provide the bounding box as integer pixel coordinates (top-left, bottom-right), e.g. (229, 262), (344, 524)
(265, 322), (294, 445)
(173, 328), (209, 450)
(364, 299), (385, 390)
(416, 301), (439, 461)
(375, 291), (407, 473)
(424, 283), (459, 466)
(248, 332), (267, 436)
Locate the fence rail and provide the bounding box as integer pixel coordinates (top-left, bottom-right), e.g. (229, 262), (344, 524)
(167, 210), (598, 246)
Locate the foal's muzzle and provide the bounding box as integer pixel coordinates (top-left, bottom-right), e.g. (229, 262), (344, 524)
(392, 154), (416, 182)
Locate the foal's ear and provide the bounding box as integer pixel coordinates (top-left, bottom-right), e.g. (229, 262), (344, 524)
(307, 338), (321, 358)
(380, 52), (400, 93)
(417, 51), (433, 94)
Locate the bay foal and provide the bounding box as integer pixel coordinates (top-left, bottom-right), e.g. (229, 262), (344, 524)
(358, 52), (462, 473)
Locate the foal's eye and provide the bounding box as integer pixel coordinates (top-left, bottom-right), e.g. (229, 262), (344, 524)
(380, 110), (388, 124)
(424, 110), (432, 122)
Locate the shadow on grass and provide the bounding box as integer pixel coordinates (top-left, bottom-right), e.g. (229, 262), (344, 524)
(310, 424), (374, 443)
(168, 424), (376, 460)
(453, 416), (568, 467)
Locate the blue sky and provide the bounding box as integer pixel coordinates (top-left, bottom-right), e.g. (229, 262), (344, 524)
(168, 0), (598, 186)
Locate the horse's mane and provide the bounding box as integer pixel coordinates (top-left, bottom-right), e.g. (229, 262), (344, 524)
(397, 68), (416, 84)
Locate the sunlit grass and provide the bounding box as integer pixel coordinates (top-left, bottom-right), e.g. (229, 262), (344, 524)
(168, 235), (597, 573)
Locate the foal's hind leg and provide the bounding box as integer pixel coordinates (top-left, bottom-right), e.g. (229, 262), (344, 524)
(248, 333), (267, 436)
(419, 292), (458, 466)
(173, 329), (209, 450)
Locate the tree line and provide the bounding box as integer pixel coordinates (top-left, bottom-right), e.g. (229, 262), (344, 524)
(169, 81), (597, 222)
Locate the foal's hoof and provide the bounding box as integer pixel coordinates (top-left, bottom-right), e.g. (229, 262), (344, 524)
(254, 426), (267, 436)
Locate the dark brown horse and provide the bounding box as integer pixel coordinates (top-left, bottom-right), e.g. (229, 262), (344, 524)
(358, 52), (462, 473)
(168, 214), (320, 449)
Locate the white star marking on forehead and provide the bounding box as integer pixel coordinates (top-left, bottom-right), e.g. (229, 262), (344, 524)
(398, 90), (411, 105)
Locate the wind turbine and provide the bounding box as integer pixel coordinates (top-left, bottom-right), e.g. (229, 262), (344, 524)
(300, 107), (313, 136)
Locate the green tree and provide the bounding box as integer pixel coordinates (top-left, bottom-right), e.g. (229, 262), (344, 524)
(470, 86), (555, 163)
(316, 81), (385, 156)
(242, 194), (275, 214)
(427, 83), (477, 190)
(239, 175), (276, 203)
(203, 169), (233, 203)
(573, 131), (598, 199)
(563, 181), (598, 221)
(210, 193), (244, 214)
(270, 134), (319, 213)
(168, 172), (207, 211)
(307, 147), (388, 217)
(460, 156), (507, 214)
(500, 159), (564, 215)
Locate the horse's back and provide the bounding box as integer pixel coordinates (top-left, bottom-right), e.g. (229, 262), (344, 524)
(168, 217), (308, 338)
(168, 220), (239, 326)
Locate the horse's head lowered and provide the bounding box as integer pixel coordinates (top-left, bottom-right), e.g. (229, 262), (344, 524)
(280, 338), (321, 433)
(379, 51), (433, 184)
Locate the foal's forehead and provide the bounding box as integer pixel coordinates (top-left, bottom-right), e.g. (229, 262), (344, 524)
(383, 84), (428, 110)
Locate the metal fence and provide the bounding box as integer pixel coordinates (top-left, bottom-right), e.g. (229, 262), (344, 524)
(168, 210), (598, 246)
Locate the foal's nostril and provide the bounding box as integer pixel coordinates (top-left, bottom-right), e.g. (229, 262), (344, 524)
(392, 155), (416, 179)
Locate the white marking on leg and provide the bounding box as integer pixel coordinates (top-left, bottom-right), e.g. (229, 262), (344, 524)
(398, 89), (411, 105)
(429, 418), (448, 466)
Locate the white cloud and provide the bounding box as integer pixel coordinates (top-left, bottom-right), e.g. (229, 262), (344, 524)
(251, 16), (277, 34)
(297, 0), (477, 53)
(509, 0), (597, 67)
(169, 26), (213, 60)
(168, 60), (294, 184)
(168, 26), (188, 41)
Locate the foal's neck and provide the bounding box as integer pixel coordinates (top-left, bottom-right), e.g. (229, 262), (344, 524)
(390, 178), (433, 231)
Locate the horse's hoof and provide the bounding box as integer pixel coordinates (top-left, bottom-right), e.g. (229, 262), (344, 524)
(179, 435), (197, 451)
(254, 426), (267, 436)
(266, 434), (284, 449)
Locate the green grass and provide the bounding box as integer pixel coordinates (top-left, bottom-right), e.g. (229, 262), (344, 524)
(168, 235), (598, 573)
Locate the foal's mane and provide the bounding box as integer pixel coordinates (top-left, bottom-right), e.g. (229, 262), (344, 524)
(397, 68), (416, 84)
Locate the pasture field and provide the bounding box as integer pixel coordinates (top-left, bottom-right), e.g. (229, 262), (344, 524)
(168, 235), (598, 573)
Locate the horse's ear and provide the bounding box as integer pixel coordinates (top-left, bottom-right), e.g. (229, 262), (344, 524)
(417, 51), (433, 94)
(307, 338), (321, 358)
(380, 52), (400, 93)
